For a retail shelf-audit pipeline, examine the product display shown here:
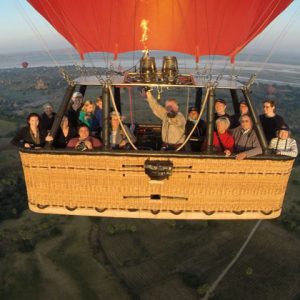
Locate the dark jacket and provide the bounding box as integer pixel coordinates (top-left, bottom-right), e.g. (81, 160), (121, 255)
(186, 119), (206, 151)
(11, 126), (46, 148)
(53, 127), (77, 148)
(259, 114), (285, 143)
(40, 112), (56, 132)
(68, 106), (82, 128)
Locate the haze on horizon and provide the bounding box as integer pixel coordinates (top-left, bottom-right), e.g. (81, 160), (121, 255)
(1, 1), (300, 60)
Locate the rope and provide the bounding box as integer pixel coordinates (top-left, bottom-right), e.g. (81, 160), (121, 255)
(108, 86), (138, 150)
(185, 88), (190, 119)
(128, 87), (134, 126)
(201, 220), (263, 300)
(176, 87), (210, 152)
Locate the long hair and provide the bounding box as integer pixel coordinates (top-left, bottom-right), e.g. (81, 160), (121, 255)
(81, 100), (95, 113)
(26, 113), (41, 127)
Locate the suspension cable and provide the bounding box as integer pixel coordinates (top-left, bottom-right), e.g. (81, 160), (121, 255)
(237, 1), (300, 79)
(185, 88), (190, 120)
(176, 87), (210, 152)
(256, 3), (300, 77)
(15, 0), (74, 86)
(201, 220), (263, 300)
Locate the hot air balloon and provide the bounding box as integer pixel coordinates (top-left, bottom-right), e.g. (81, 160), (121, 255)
(19, 0), (294, 220)
(22, 61), (29, 68)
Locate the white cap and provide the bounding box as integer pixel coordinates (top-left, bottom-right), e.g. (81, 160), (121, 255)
(72, 92), (83, 100)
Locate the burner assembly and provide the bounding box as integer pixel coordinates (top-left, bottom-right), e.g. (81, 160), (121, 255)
(124, 55), (195, 85)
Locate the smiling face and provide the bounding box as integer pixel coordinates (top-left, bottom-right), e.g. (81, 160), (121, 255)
(216, 119), (229, 134)
(240, 115), (252, 130)
(111, 116), (120, 130)
(278, 130), (289, 140)
(263, 101), (275, 116)
(85, 104), (94, 114)
(44, 105), (53, 116)
(73, 96), (83, 106)
(28, 116), (39, 129)
(215, 102), (226, 115)
(78, 126), (89, 139)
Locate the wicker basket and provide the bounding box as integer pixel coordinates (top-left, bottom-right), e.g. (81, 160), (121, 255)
(20, 151), (294, 219)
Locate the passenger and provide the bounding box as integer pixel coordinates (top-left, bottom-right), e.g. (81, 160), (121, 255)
(67, 124), (102, 151)
(110, 111), (136, 149)
(68, 91), (83, 128)
(40, 103), (56, 132)
(11, 113), (46, 148)
(79, 100), (96, 129)
(185, 106), (206, 151)
(269, 125), (298, 158)
(239, 101), (249, 116)
(259, 100), (286, 143)
(51, 115), (77, 148)
(215, 99), (230, 120)
(91, 96), (103, 136)
(227, 114), (262, 160)
(145, 89), (186, 150)
(230, 100), (249, 128)
(212, 117), (234, 154)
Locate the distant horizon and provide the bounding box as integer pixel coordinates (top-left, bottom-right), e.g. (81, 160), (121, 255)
(1, 1), (300, 57)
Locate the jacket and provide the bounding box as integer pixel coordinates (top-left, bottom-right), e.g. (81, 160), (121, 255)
(11, 126), (46, 148)
(231, 126), (262, 158)
(146, 94), (186, 144)
(269, 137), (298, 158)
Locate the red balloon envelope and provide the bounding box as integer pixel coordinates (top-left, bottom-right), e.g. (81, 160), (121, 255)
(28, 0), (292, 62)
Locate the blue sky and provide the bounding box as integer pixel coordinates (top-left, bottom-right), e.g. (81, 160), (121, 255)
(1, 0), (300, 56)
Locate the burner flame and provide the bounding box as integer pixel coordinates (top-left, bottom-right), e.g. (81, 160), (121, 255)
(140, 19), (149, 55)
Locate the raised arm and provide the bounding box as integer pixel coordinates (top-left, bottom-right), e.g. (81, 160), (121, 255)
(145, 91), (167, 120)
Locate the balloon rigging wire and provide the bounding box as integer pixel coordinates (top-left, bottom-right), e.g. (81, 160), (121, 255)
(236, 1), (300, 80)
(14, 0), (74, 84)
(201, 220), (263, 300)
(255, 2), (300, 78)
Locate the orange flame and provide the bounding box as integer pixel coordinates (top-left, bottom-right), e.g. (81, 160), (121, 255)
(140, 19), (149, 55)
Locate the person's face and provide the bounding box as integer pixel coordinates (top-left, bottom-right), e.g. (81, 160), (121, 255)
(86, 104), (94, 113)
(215, 102), (226, 115)
(61, 116), (68, 128)
(216, 121), (228, 134)
(44, 106), (53, 116)
(111, 116), (119, 129)
(73, 96), (82, 106)
(78, 127), (89, 139)
(263, 102), (275, 116)
(241, 116), (252, 130)
(96, 100), (103, 109)
(240, 103), (248, 115)
(189, 110), (199, 120)
(29, 116), (39, 128)
(165, 101), (178, 112)
(279, 130), (289, 140)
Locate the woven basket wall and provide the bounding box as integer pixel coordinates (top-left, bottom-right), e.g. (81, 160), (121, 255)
(20, 152), (294, 219)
